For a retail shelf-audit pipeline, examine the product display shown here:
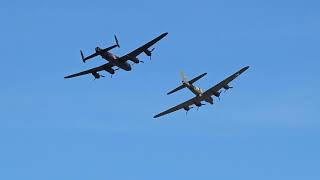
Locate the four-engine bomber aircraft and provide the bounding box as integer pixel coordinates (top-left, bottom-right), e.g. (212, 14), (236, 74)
(153, 66), (249, 118)
(64, 32), (168, 79)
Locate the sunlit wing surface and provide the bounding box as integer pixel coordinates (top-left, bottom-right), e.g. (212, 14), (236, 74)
(64, 63), (113, 79)
(153, 96), (200, 118)
(202, 66), (249, 98)
(119, 32), (168, 62)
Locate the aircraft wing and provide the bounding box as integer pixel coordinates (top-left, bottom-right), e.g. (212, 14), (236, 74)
(64, 63), (113, 79)
(202, 66), (249, 98)
(119, 32), (168, 61)
(153, 96), (201, 118)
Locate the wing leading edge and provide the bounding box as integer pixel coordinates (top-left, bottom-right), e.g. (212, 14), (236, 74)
(64, 63), (114, 79)
(119, 32), (168, 62)
(202, 66), (249, 98)
(153, 96), (199, 118)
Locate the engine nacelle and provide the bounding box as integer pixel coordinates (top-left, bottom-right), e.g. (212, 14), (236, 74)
(130, 56), (140, 63)
(213, 91), (221, 97)
(223, 84), (232, 90)
(92, 72), (101, 79)
(144, 49), (152, 56)
(183, 106), (191, 111)
(195, 102), (204, 107)
(105, 68), (115, 74)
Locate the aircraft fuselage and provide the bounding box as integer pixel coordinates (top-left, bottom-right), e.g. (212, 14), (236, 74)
(183, 82), (214, 104)
(96, 48), (132, 71)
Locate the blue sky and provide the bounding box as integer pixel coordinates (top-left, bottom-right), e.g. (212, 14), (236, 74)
(0, 0), (319, 179)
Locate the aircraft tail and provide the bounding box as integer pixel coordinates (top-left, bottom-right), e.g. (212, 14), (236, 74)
(180, 71), (188, 84)
(167, 72), (207, 95)
(80, 50), (85, 62)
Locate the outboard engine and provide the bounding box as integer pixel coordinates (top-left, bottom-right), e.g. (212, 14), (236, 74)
(130, 56), (140, 64)
(223, 84), (233, 90)
(213, 91), (221, 98)
(183, 106), (191, 111)
(104, 68), (115, 75)
(144, 48), (155, 60)
(195, 102), (205, 107)
(91, 72), (104, 79)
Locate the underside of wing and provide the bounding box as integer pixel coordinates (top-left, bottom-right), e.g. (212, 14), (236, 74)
(64, 63), (114, 79)
(203, 66), (249, 97)
(153, 96), (200, 118)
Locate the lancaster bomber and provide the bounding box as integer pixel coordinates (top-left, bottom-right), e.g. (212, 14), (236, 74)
(64, 32), (168, 79)
(153, 66), (249, 118)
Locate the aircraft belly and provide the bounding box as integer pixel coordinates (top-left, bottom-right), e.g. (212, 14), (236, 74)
(187, 86), (201, 96)
(103, 57), (131, 71)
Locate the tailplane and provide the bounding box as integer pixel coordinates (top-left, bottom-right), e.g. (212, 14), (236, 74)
(167, 71), (207, 95)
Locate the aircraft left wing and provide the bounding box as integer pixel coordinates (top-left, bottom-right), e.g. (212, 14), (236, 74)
(202, 66), (250, 98)
(64, 63), (114, 79)
(119, 32), (168, 62)
(153, 96), (200, 118)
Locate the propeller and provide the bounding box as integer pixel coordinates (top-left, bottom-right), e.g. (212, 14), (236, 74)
(93, 74), (105, 80)
(223, 85), (233, 92)
(196, 103), (206, 110)
(110, 68), (120, 78)
(218, 91), (222, 100)
(185, 107), (194, 116)
(149, 48), (155, 60)
(131, 61), (144, 66)
(213, 90), (222, 100)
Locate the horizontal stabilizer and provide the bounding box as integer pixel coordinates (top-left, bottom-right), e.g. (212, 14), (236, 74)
(189, 73), (207, 84)
(167, 84), (187, 95)
(167, 72), (207, 95)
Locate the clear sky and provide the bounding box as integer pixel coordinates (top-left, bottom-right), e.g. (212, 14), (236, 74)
(0, 0), (319, 179)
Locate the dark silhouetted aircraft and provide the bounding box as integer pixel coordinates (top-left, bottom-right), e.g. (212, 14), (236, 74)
(64, 32), (168, 79)
(153, 66), (249, 118)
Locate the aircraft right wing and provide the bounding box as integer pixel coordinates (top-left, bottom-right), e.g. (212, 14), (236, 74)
(64, 63), (114, 79)
(119, 32), (168, 62)
(202, 66), (250, 98)
(153, 96), (201, 118)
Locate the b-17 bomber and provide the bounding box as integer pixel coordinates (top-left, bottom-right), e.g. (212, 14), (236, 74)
(153, 66), (249, 118)
(64, 32), (168, 79)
